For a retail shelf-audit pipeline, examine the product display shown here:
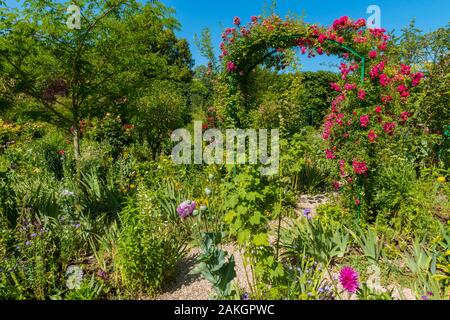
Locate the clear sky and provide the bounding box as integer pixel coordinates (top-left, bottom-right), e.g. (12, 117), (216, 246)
(4, 0), (450, 71)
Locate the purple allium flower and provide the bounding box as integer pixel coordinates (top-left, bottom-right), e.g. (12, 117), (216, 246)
(339, 266), (359, 293)
(241, 293), (250, 300)
(176, 200), (196, 219)
(303, 208), (312, 219)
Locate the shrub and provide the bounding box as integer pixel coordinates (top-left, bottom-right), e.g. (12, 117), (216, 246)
(115, 200), (187, 296)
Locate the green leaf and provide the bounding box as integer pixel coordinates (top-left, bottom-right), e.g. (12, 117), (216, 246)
(252, 233), (269, 246)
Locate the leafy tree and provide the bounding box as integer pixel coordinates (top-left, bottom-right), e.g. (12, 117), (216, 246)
(0, 0), (193, 162)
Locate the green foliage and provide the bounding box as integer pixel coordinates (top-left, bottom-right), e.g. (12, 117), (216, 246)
(115, 199), (187, 296)
(191, 232), (236, 299)
(281, 218), (349, 265)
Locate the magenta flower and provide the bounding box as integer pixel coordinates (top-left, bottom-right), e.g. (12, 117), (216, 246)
(352, 160), (368, 175)
(233, 16), (241, 26)
(369, 50), (377, 59)
(339, 266), (359, 293)
(226, 61), (237, 73)
(176, 200), (196, 219)
(357, 89), (366, 100)
(359, 115), (370, 128)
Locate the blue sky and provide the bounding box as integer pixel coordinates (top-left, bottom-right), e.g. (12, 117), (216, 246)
(4, 0), (450, 71)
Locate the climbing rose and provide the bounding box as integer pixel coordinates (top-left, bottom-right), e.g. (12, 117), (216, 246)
(339, 160), (346, 176)
(360, 115), (370, 127)
(233, 16), (241, 26)
(330, 82), (341, 91)
(375, 106), (382, 113)
(358, 89), (366, 100)
(325, 149), (336, 159)
(332, 181), (341, 190)
(226, 61), (236, 72)
(369, 50), (377, 59)
(400, 64), (411, 75)
(400, 111), (411, 122)
(368, 130), (378, 143)
(383, 122), (396, 135)
(381, 95), (392, 103)
(379, 74), (390, 86)
(339, 267), (359, 293)
(344, 83), (357, 91)
(352, 160), (368, 175)
(411, 72), (424, 86)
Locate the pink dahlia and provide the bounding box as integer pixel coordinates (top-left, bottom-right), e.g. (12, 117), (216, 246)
(339, 266), (359, 293)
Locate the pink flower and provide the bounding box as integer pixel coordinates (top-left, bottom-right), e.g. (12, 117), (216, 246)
(251, 15), (258, 23)
(360, 115), (370, 127)
(318, 34), (327, 43)
(317, 47), (324, 55)
(400, 111), (411, 122)
(397, 84), (408, 93)
(381, 95), (392, 104)
(378, 42), (387, 51)
(368, 130), (378, 143)
(330, 82), (341, 92)
(354, 18), (366, 28)
(339, 267), (359, 293)
(332, 181), (341, 190)
(352, 160), (368, 175)
(369, 50), (377, 59)
(325, 149), (336, 159)
(355, 198), (361, 206)
(226, 61), (236, 72)
(358, 89), (366, 100)
(375, 106), (383, 113)
(344, 83), (357, 91)
(411, 72), (424, 86)
(339, 160), (346, 176)
(400, 64), (411, 75)
(379, 74), (391, 86)
(233, 16), (241, 26)
(383, 122), (396, 135)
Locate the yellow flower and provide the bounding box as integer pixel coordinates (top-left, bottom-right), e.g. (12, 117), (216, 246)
(437, 176), (446, 183)
(129, 184), (136, 189)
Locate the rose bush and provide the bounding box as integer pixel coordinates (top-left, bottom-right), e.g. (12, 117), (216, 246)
(218, 15), (424, 220)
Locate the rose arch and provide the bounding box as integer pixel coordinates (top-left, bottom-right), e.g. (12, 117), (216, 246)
(216, 14), (424, 219)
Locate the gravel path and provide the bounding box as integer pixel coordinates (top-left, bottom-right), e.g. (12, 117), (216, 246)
(155, 244), (252, 300)
(154, 193), (417, 300)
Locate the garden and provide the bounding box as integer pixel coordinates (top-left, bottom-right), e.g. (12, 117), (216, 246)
(0, 0), (449, 301)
